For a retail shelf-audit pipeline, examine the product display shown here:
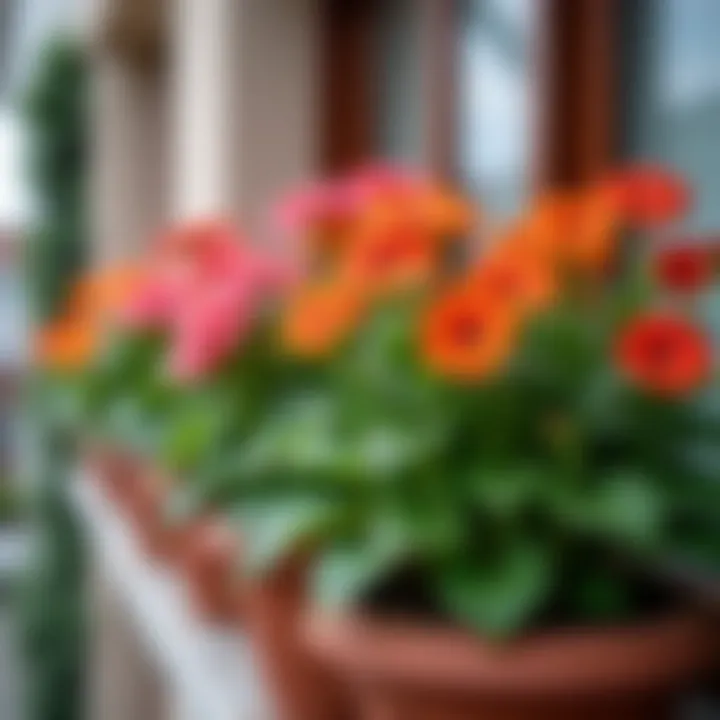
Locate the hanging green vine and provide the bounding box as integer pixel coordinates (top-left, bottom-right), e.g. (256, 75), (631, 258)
(21, 37), (87, 720)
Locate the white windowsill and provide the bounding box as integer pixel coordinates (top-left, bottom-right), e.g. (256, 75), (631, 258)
(72, 472), (274, 720)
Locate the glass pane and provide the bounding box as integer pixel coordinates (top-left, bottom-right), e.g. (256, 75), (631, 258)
(372, 0), (425, 161)
(457, 0), (537, 220)
(623, 0), (720, 232)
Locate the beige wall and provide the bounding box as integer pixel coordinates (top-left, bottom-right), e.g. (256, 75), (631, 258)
(90, 0), (322, 263)
(91, 54), (167, 264)
(230, 0), (321, 228)
(169, 0), (321, 230)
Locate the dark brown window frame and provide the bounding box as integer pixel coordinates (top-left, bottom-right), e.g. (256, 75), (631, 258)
(321, 0), (619, 189)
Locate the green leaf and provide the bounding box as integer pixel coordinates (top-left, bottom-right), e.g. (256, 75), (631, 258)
(587, 472), (665, 549)
(436, 542), (555, 638)
(233, 497), (340, 574)
(571, 567), (633, 622)
(313, 539), (407, 610)
(312, 503), (422, 608)
(552, 471), (666, 550)
(159, 391), (232, 472)
(469, 466), (542, 518)
(390, 491), (466, 557)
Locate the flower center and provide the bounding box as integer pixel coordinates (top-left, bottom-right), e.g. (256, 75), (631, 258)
(449, 311), (484, 345)
(646, 335), (677, 366)
(367, 229), (418, 270)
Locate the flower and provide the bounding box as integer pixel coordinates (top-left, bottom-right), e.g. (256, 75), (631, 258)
(469, 248), (556, 315)
(412, 184), (475, 238)
(345, 162), (424, 205)
(165, 246), (292, 379)
(282, 280), (366, 357)
(119, 267), (183, 330)
(36, 315), (96, 370)
(341, 214), (436, 295)
(353, 165), (474, 240)
(519, 189), (619, 273)
(568, 187), (620, 271)
(421, 288), (516, 380)
(69, 264), (146, 321)
(615, 312), (712, 396)
(118, 219), (296, 379)
(519, 193), (578, 263)
(270, 181), (364, 247)
(603, 165), (690, 228)
(167, 284), (253, 381)
(157, 218), (238, 259)
(36, 265), (147, 370)
(654, 245), (714, 293)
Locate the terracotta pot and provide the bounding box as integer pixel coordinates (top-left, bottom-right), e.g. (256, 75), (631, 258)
(83, 443), (141, 507)
(178, 517), (239, 624)
(125, 469), (176, 560)
(303, 610), (718, 720)
(243, 558), (354, 720)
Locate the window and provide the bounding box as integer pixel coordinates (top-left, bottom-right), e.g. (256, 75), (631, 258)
(323, 0), (550, 196)
(371, 0), (425, 161)
(456, 0), (537, 218)
(622, 0), (720, 232)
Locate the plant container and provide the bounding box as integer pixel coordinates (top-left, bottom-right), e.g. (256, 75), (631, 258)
(178, 516), (239, 623)
(243, 557), (354, 720)
(304, 610), (718, 720)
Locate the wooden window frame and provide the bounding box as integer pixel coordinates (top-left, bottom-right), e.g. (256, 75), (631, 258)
(321, 0), (620, 190)
(320, 0), (376, 173)
(538, 0), (618, 188)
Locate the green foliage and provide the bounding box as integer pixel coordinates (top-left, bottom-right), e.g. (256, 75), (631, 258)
(21, 37), (87, 720)
(207, 278), (720, 637)
(437, 542), (555, 638)
(57, 167), (720, 641)
(0, 482), (25, 522)
(24, 38), (87, 321)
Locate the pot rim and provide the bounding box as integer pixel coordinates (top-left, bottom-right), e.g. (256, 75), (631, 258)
(303, 607), (717, 697)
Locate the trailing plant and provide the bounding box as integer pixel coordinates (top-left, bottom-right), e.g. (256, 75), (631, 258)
(42, 163), (720, 640)
(22, 37), (87, 720)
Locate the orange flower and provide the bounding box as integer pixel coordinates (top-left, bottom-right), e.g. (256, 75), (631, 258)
(36, 315), (96, 370)
(35, 265), (146, 370)
(569, 187), (620, 271)
(69, 264), (146, 322)
(282, 280), (366, 357)
(410, 185), (475, 238)
(520, 189), (619, 273)
(603, 165), (690, 228)
(520, 192), (578, 263)
(421, 288), (516, 380)
(615, 312), (712, 397)
(341, 214), (436, 295)
(432, 187), (475, 236)
(469, 247), (556, 315)
(365, 183), (474, 240)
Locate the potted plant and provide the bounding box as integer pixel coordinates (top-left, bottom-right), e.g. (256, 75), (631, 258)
(38, 162), (719, 719)
(224, 165), (719, 720)
(38, 220), (292, 598)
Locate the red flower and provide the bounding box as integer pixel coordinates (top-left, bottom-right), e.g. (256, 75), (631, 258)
(616, 313), (712, 396)
(604, 165), (691, 228)
(654, 245), (714, 292)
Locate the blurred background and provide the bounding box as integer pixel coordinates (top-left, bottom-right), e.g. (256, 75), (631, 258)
(0, 1), (718, 719)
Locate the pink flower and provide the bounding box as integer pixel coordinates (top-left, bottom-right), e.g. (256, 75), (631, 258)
(270, 181), (363, 236)
(167, 283), (253, 381)
(144, 218), (295, 381)
(345, 162), (424, 204)
(269, 164), (426, 252)
(118, 268), (185, 330)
